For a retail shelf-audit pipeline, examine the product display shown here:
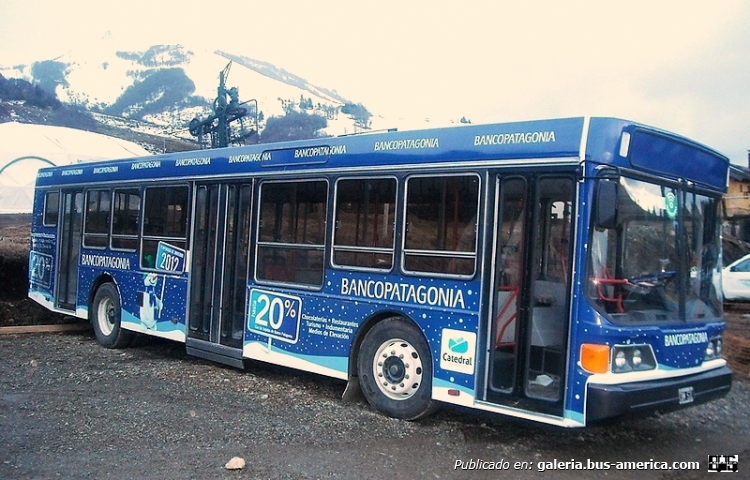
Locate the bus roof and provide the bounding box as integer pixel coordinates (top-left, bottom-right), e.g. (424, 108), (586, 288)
(34, 116), (729, 192)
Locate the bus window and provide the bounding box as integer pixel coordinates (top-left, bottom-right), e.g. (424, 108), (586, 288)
(684, 192), (722, 320)
(83, 189), (111, 248)
(403, 174), (479, 276)
(141, 186), (189, 270)
(43, 191), (59, 226)
(257, 180), (328, 286)
(111, 188), (141, 251)
(333, 178), (396, 270)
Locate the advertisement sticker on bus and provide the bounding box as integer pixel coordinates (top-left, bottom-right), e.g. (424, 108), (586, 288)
(248, 288), (302, 343)
(155, 241), (186, 274)
(440, 328), (476, 375)
(29, 251), (52, 288)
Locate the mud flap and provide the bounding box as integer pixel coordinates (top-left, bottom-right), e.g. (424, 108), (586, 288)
(342, 375), (365, 403)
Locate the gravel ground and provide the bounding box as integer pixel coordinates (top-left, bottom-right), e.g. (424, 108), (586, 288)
(1, 329), (747, 480)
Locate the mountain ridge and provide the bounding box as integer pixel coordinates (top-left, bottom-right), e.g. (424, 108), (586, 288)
(0, 42), (376, 143)
(215, 50), (350, 106)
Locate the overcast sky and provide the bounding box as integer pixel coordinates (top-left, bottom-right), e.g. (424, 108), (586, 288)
(2, 0), (749, 165)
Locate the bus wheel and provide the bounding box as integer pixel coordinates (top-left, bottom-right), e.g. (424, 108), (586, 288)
(91, 283), (133, 349)
(357, 318), (437, 420)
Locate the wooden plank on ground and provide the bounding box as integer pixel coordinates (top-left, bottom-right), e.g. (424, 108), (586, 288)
(0, 323), (91, 335)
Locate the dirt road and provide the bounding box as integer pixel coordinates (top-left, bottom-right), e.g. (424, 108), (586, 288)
(1, 330), (747, 479)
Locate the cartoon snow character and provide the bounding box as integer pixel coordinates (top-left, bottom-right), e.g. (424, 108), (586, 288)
(137, 273), (163, 330)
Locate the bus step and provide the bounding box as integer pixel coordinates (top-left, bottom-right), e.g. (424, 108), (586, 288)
(186, 338), (245, 369)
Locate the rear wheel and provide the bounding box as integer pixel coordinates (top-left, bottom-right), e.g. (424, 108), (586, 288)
(357, 317), (437, 420)
(91, 283), (133, 348)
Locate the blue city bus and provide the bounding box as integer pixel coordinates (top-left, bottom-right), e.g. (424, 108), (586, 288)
(28, 117), (732, 426)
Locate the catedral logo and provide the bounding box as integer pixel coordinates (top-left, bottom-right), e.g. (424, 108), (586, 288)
(440, 329), (476, 375)
(664, 331), (708, 347)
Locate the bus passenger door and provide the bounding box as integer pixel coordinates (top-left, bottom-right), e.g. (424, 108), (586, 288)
(486, 175), (573, 415)
(487, 177), (526, 397)
(188, 182), (253, 355)
(56, 189), (83, 311)
(525, 177), (573, 405)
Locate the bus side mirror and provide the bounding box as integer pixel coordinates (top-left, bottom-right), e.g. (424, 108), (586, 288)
(595, 180), (618, 229)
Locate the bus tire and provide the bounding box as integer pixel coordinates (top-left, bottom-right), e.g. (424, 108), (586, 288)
(357, 317), (437, 420)
(91, 283), (133, 349)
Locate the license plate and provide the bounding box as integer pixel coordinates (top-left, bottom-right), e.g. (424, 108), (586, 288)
(678, 386), (694, 404)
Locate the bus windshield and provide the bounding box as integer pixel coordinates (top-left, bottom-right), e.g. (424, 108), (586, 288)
(587, 175), (722, 325)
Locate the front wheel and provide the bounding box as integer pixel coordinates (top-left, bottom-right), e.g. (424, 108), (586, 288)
(357, 317), (437, 420)
(91, 283), (133, 348)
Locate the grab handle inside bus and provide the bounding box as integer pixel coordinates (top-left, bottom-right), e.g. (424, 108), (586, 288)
(595, 180), (618, 229)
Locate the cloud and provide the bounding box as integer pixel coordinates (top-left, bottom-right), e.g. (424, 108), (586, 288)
(634, 5), (750, 163)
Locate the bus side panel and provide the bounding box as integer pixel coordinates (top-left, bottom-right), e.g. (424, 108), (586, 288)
(28, 188), (57, 310)
(242, 270), (482, 399)
(119, 269), (188, 342)
(564, 184), (594, 424)
(243, 288), (363, 380)
(28, 230), (58, 310)
(77, 255), (188, 342)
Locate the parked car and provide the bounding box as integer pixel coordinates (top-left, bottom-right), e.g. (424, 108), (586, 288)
(722, 253), (750, 301)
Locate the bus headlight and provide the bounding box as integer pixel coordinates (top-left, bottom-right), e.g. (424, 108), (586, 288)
(614, 351), (629, 371)
(704, 337), (723, 361)
(611, 344), (656, 373)
(631, 349), (642, 368)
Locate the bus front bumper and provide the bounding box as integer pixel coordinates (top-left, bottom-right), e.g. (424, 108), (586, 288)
(586, 366), (732, 423)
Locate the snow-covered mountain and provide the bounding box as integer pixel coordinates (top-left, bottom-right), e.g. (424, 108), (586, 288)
(0, 40), (404, 140)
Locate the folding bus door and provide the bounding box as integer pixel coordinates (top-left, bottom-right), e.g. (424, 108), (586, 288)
(187, 182), (253, 363)
(486, 175), (573, 417)
(56, 189), (83, 310)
